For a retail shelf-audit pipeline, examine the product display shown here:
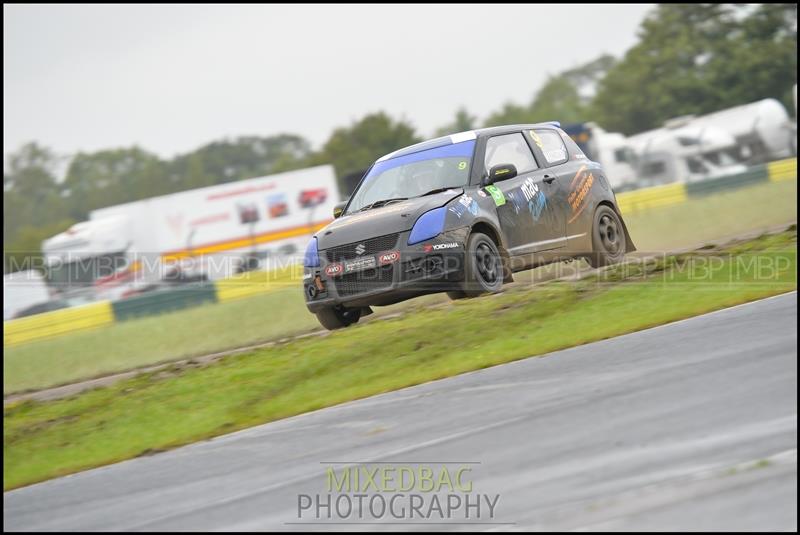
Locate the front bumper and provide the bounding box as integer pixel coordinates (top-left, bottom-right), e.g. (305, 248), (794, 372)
(303, 228), (468, 312)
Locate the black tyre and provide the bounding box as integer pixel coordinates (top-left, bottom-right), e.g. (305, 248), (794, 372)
(446, 290), (468, 300)
(586, 205), (627, 268)
(462, 232), (504, 297)
(315, 306), (362, 330)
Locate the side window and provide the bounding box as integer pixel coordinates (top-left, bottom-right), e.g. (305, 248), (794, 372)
(530, 129), (568, 166)
(484, 133), (538, 176)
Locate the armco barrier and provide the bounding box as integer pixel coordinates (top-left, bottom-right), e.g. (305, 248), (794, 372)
(616, 157), (796, 214)
(214, 269), (299, 303)
(111, 282), (218, 322)
(615, 182), (687, 214)
(4, 300), (114, 346)
(768, 158), (798, 181)
(684, 165), (768, 197)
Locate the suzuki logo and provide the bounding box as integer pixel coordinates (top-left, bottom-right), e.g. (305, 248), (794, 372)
(355, 243), (366, 255)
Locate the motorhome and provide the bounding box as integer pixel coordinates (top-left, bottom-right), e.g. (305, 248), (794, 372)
(563, 122), (638, 191)
(627, 120), (749, 187)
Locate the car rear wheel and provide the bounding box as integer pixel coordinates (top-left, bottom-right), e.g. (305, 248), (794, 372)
(586, 205), (627, 268)
(315, 306), (361, 330)
(462, 232), (504, 297)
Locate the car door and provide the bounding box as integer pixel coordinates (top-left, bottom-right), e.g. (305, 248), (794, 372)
(525, 129), (571, 245)
(482, 132), (563, 253)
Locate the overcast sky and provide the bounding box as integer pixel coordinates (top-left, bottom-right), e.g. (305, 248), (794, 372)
(4, 4), (654, 163)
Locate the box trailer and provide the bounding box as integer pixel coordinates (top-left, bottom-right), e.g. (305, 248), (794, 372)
(42, 165), (340, 303)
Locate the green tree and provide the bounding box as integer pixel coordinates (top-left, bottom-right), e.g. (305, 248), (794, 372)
(482, 55), (615, 128)
(313, 112), (420, 187)
(170, 134), (312, 189)
(528, 75), (588, 124)
(435, 107), (477, 137)
(62, 147), (167, 219)
(592, 4), (797, 134)
(4, 143), (72, 272)
(483, 102), (538, 128)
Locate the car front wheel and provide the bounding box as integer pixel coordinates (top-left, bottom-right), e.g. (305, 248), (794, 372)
(315, 306), (361, 330)
(462, 232), (504, 297)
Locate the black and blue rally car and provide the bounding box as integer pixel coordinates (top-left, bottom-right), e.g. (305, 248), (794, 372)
(303, 123), (635, 329)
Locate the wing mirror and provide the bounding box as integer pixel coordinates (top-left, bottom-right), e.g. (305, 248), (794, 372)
(333, 201), (348, 219)
(486, 163), (518, 185)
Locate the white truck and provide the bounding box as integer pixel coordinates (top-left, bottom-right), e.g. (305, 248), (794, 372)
(41, 165), (340, 303)
(3, 270), (52, 320)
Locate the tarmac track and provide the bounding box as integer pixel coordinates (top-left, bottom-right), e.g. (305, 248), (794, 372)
(3, 291), (797, 531)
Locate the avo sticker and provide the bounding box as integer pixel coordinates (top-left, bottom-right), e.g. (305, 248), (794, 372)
(484, 185), (506, 207)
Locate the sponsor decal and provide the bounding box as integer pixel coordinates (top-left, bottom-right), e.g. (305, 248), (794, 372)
(507, 191), (521, 215)
(423, 242), (459, 252)
(303, 272), (313, 281)
(477, 190), (487, 197)
(530, 191), (547, 221)
(521, 177), (539, 202)
(567, 165), (594, 224)
(344, 256), (377, 273)
(520, 177), (547, 222)
(459, 194), (479, 216)
(325, 263), (343, 277)
(484, 185), (506, 207)
(449, 204), (466, 218)
(355, 243), (366, 255)
(528, 130), (544, 150)
(449, 194), (477, 218)
(544, 148), (567, 162)
(378, 250), (400, 265)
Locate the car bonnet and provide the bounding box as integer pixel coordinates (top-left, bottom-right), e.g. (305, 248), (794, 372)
(315, 189), (464, 249)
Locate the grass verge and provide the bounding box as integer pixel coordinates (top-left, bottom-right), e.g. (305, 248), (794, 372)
(3, 229), (796, 490)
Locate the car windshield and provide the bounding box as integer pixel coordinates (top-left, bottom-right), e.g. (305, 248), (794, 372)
(346, 140), (475, 214)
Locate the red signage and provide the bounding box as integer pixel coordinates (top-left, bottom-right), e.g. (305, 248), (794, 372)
(324, 263), (343, 277)
(378, 250), (400, 265)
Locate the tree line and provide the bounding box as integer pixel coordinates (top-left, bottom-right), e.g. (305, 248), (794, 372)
(4, 4), (796, 272)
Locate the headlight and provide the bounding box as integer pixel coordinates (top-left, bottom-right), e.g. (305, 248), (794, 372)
(407, 207), (446, 245)
(304, 237), (320, 267)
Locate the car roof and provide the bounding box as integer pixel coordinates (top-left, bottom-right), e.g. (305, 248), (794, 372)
(376, 123), (562, 162)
